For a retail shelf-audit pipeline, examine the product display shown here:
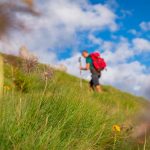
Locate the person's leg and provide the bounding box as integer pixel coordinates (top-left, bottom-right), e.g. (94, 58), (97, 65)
(96, 73), (102, 93)
(95, 85), (102, 93)
(89, 80), (94, 92)
(92, 74), (102, 93)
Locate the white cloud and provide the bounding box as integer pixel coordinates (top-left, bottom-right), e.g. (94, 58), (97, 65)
(88, 34), (103, 45)
(48, 0), (117, 30)
(35, 50), (58, 65)
(89, 35), (133, 64)
(128, 29), (137, 35)
(120, 9), (132, 19)
(101, 61), (150, 97)
(89, 36), (150, 60)
(0, 0), (118, 72)
(104, 39), (133, 65)
(132, 38), (150, 52)
(140, 21), (150, 31)
(0, 0), (118, 56)
(128, 29), (140, 36)
(105, 0), (119, 11)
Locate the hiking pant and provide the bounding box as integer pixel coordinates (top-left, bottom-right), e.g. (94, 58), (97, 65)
(89, 69), (101, 88)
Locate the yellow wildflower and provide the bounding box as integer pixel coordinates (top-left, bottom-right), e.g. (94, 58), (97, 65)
(112, 125), (121, 132)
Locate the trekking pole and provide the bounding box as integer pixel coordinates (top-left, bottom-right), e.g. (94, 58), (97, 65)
(78, 57), (82, 88)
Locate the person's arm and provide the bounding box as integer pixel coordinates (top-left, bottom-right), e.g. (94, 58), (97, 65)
(80, 63), (90, 70)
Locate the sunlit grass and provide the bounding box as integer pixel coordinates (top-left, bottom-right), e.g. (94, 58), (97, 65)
(0, 55), (4, 97)
(0, 53), (149, 150)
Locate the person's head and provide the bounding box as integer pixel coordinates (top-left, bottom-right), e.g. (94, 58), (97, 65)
(82, 50), (89, 58)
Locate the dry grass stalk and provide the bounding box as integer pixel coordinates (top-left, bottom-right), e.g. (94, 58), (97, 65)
(42, 65), (54, 81)
(19, 46), (38, 73)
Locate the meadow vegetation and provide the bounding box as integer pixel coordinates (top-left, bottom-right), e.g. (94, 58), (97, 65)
(0, 53), (149, 150)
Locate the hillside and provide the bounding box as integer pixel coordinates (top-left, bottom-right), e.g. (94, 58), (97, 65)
(0, 53), (149, 150)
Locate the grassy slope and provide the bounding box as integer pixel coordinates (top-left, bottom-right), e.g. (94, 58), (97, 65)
(0, 53), (149, 150)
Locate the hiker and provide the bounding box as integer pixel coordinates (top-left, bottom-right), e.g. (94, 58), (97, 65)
(80, 50), (106, 93)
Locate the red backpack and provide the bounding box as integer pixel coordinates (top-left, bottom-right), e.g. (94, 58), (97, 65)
(90, 52), (107, 71)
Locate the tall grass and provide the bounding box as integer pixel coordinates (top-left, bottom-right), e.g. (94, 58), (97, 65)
(0, 55), (3, 96)
(0, 56), (149, 150)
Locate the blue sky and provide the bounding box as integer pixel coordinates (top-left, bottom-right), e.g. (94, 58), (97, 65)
(1, 0), (150, 99)
(56, 0), (150, 65)
(91, 0), (150, 23)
